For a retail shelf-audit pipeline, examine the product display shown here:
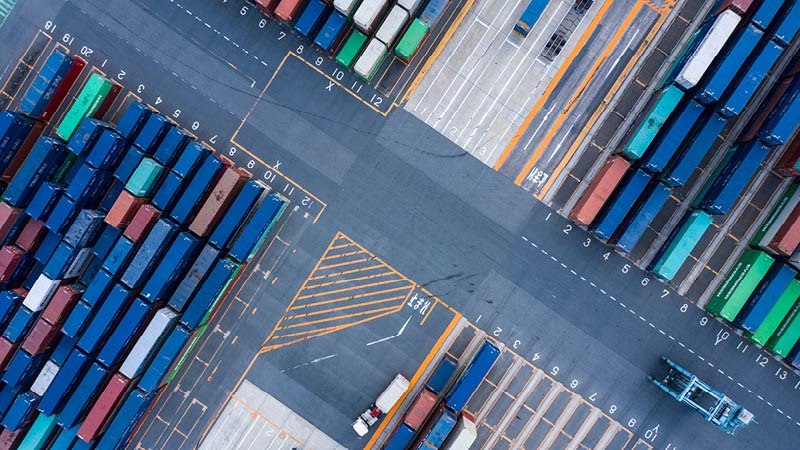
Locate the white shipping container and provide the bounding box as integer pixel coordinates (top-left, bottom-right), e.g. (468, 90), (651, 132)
(354, 39), (389, 81)
(63, 247), (93, 279)
(442, 413), (478, 450)
(675, 10), (741, 90)
(759, 188), (800, 250)
(398, 0), (422, 14)
(354, 0), (389, 33)
(376, 6), (409, 46)
(334, 0), (361, 16)
(375, 373), (409, 412)
(23, 275), (61, 312)
(120, 307), (178, 378)
(30, 361), (60, 396)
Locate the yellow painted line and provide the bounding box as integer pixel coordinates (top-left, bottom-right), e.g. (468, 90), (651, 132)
(493, 0), (618, 173)
(328, 241), (358, 251)
(420, 299), (437, 326)
(315, 256), (374, 272)
(277, 304), (402, 331)
(296, 277), (408, 301)
(307, 263), (390, 282)
(290, 285), (413, 311)
(320, 249), (365, 261)
(304, 271), (400, 290)
(363, 313), (461, 450)
(285, 294), (408, 320)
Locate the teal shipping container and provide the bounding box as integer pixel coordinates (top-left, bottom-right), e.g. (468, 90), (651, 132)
(651, 210), (712, 280)
(620, 86), (685, 160)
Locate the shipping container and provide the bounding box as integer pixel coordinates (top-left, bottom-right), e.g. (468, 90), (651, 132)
(742, 78), (790, 143)
(55, 73), (117, 141)
(134, 114), (175, 155)
(398, 0), (422, 13)
(209, 180), (267, 250)
(354, 0), (388, 33)
(172, 141), (210, 179)
(125, 157), (164, 197)
(21, 318), (59, 355)
(115, 102), (153, 141)
(734, 263), (796, 333)
(591, 170), (650, 240)
(1, 392), (38, 431)
(404, 389), (436, 430)
(33, 232), (59, 265)
(61, 300), (92, 339)
(0, 337), (16, 370)
(754, 185), (800, 251)
(141, 233), (201, 303)
(673, 10), (741, 90)
(256, 0), (281, 17)
(441, 413), (477, 450)
(37, 348), (89, 415)
(768, 199), (800, 256)
(93, 225), (120, 261)
(105, 190), (146, 229)
(620, 85), (684, 159)
(748, 277), (800, 345)
(14, 219), (46, 252)
(26, 184), (63, 226)
(375, 5), (408, 46)
(766, 288), (800, 355)
(315, 12), (348, 52)
(714, 0), (753, 15)
(697, 142), (770, 215)
(751, 0), (784, 30)
(426, 355), (457, 394)
(65, 163), (113, 206)
(0, 245), (24, 282)
(772, 1), (800, 46)
(758, 77), (800, 147)
(0, 124), (44, 187)
(334, 0), (361, 16)
(384, 424), (415, 450)
(337, 29), (368, 68)
(19, 50), (85, 121)
(180, 258), (240, 329)
(3, 305), (37, 342)
(113, 146), (145, 184)
(4, 137), (68, 208)
(121, 219), (178, 289)
(275, 0), (308, 23)
(695, 24), (762, 105)
(30, 360), (60, 396)
(41, 284), (81, 325)
(170, 156), (225, 225)
(445, 340), (500, 412)
(229, 194), (286, 263)
(151, 171), (186, 214)
(720, 41), (783, 117)
(77, 373), (131, 442)
(189, 167), (246, 237)
(63, 209), (104, 249)
(66, 119), (109, 156)
(123, 204), (161, 243)
(707, 249), (774, 320)
(169, 244), (220, 312)
(0, 203), (23, 241)
(2, 349), (47, 390)
(416, 407), (456, 450)
(120, 307), (179, 379)
(0, 112), (35, 178)
(354, 38), (388, 82)
(514, 0), (547, 37)
(83, 269), (115, 307)
(153, 127), (192, 167)
(662, 113), (727, 187)
(94, 388), (153, 450)
(96, 298), (156, 368)
(568, 156), (631, 226)
(419, 0), (447, 28)
(77, 284), (135, 354)
(395, 19), (428, 62)
(775, 134), (800, 177)
(18, 412), (58, 449)
(85, 129), (127, 171)
(137, 324), (192, 393)
(0, 289), (22, 329)
(641, 100), (705, 172)
(295, 0), (329, 39)
(43, 242), (92, 280)
(102, 237), (136, 278)
(56, 362), (109, 428)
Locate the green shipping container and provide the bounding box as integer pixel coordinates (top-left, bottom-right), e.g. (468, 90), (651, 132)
(126, 157), (164, 197)
(396, 19), (429, 62)
(706, 249), (774, 321)
(19, 413), (58, 450)
(55, 73), (114, 141)
(336, 30), (368, 69)
(652, 211), (712, 280)
(749, 279), (800, 345)
(621, 85), (684, 159)
(766, 292), (800, 356)
(51, 153), (79, 184)
(751, 184), (800, 247)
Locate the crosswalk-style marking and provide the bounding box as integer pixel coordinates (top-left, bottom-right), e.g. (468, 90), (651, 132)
(0, 0), (17, 29)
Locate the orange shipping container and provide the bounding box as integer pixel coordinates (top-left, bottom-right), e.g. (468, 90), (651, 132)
(768, 202), (800, 256)
(403, 388), (437, 430)
(106, 190), (147, 229)
(275, 0), (306, 23)
(189, 167), (247, 237)
(568, 156), (631, 226)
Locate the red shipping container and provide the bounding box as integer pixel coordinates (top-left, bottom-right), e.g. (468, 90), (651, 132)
(0, 428), (24, 450)
(21, 318), (60, 355)
(42, 284), (83, 325)
(1, 121), (45, 185)
(257, 0), (281, 16)
(77, 373), (132, 442)
(105, 190), (147, 229)
(14, 219), (47, 252)
(274, 0), (305, 23)
(569, 156), (631, 226)
(786, 54), (800, 80)
(189, 167), (247, 237)
(123, 204), (161, 243)
(715, 0), (753, 15)
(768, 202), (800, 256)
(0, 245), (24, 283)
(0, 337), (17, 372)
(92, 82), (123, 121)
(775, 134), (800, 177)
(0, 203), (22, 241)
(743, 78), (791, 142)
(41, 55), (87, 121)
(403, 388), (437, 430)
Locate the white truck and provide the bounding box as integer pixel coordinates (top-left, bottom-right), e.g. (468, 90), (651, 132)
(352, 374), (409, 436)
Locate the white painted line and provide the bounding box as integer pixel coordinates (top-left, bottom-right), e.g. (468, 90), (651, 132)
(609, 296), (616, 301)
(599, 289), (606, 294)
(580, 276), (586, 281)
(707, 362), (714, 368)
(648, 322), (655, 328)
(687, 349), (695, 354)
(522, 236), (529, 241)
(698, 355), (705, 361)
(628, 309), (636, 314)
(668, 335), (675, 341)
(560, 263), (568, 269)
(737, 383), (745, 388)
(767, 401), (773, 407)
(639, 316), (646, 322)
(757, 395), (764, 400)
(717, 369), (724, 375)
(570, 269), (577, 275)
(550, 256), (558, 262)
(678, 342), (685, 348)
(589, 282), (596, 287)
(619, 302), (627, 308)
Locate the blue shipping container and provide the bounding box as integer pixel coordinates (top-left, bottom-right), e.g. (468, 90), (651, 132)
(116, 102), (153, 141)
(295, 0), (329, 39)
(65, 163), (113, 206)
(751, 0), (784, 30)
(44, 194), (80, 235)
(417, 408), (456, 450)
(141, 232), (202, 303)
(27, 182), (65, 222)
(51, 334), (78, 366)
(151, 171), (186, 213)
(64, 209), (105, 248)
(0, 111), (35, 175)
(772, 1), (800, 46)
(445, 340), (500, 412)
(209, 180), (267, 250)
(77, 284), (135, 354)
(1, 391), (38, 431)
(19, 50), (76, 118)
(48, 424), (82, 450)
(419, 0), (447, 28)
(734, 264), (796, 332)
(43, 242), (91, 279)
(384, 424), (416, 450)
(97, 298), (156, 368)
(56, 362), (109, 428)
(641, 100), (706, 173)
(426, 355), (457, 394)
(153, 127), (192, 167)
(3, 305), (37, 343)
(86, 128), (128, 170)
(121, 219), (179, 289)
(0, 289), (22, 329)
(92, 225), (121, 261)
(170, 156), (225, 225)
(758, 77), (800, 147)
(62, 300), (93, 339)
(229, 194), (286, 263)
(172, 141), (210, 178)
(180, 258), (240, 329)
(697, 142), (770, 215)
(94, 389), (153, 450)
(134, 114), (175, 154)
(83, 269), (115, 306)
(168, 244), (220, 313)
(0, 384), (15, 418)
(4, 137), (68, 207)
(37, 348), (90, 415)
(100, 180), (125, 213)
(592, 170), (651, 240)
(661, 113), (727, 187)
(614, 183), (671, 253)
(138, 325), (191, 393)
(2, 349), (46, 390)
(102, 236), (137, 276)
(514, 0), (547, 37)
(695, 24), (762, 105)
(315, 12), (347, 52)
(66, 119), (109, 156)
(113, 145), (146, 183)
(33, 232), (60, 265)
(720, 41), (783, 117)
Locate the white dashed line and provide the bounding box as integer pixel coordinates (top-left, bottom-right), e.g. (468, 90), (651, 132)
(737, 383), (745, 388)
(717, 369), (724, 375)
(205, 22), (211, 29)
(550, 256), (558, 262)
(609, 295), (616, 301)
(589, 281), (597, 287)
(224, 36), (230, 41)
(698, 355), (705, 361)
(570, 269), (577, 275)
(648, 323), (655, 329)
(707, 362), (715, 368)
(668, 335), (675, 341)
(560, 263), (568, 269)
(580, 276), (586, 281)
(687, 348), (694, 354)
(628, 309), (636, 315)
(658, 330), (666, 336)
(678, 342), (685, 348)
(600, 289), (607, 295)
(767, 401), (773, 407)
(619, 302), (626, 308)
(639, 316), (646, 322)
(757, 395), (764, 400)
